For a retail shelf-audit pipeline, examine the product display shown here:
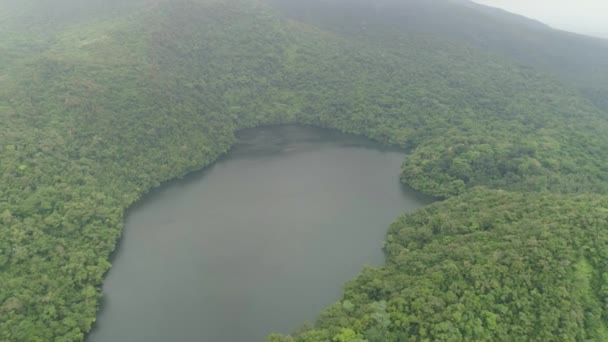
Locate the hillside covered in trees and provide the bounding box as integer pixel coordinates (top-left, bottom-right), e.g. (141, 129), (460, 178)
(1, 0), (608, 341)
(270, 189), (608, 341)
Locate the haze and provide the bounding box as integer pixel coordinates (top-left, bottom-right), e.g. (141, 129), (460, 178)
(473, 0), (608, 39)
(4, 1), (608, 341)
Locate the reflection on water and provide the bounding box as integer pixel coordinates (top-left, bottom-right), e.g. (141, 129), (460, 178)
(88, 125), (433, 342)
(230, 125), (399, 159)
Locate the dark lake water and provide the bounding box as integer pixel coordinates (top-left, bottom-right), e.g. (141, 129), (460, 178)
(87, 125), (433, 342)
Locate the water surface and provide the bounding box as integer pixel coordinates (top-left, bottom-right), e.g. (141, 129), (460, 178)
(88, 125), (432, 342)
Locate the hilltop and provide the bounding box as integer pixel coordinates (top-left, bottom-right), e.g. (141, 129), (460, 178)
(1, 0), (608, 340)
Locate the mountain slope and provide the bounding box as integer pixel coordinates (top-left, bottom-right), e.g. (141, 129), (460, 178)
(272, 0), (608, 111)
(1, 0), (608, 341)
(271, 189), (608, 341)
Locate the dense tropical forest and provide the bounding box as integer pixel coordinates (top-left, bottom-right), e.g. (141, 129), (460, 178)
(1, 0), (608, 340)
(269, 189), (608, 341)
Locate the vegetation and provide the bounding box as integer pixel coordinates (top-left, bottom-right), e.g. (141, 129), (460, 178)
(270, 189), (608, 341)
(1, 0), (608, 341)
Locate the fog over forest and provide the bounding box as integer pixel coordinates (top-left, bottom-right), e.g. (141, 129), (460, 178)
(2, 1), (608, 341)
(473, 0), (608, 39)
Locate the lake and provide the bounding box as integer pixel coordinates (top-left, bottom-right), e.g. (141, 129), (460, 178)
(87, 125), (432, 342)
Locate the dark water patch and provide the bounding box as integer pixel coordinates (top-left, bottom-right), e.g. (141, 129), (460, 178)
(87, 125), (433, 342)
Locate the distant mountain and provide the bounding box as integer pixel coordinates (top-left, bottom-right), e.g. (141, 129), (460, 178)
(272, 0), (608, 110)
(2, 0), (608, 341)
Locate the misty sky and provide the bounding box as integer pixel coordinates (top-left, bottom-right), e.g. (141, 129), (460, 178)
(473, 0), (608, 39)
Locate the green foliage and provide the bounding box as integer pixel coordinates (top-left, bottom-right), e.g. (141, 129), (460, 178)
(274, 0), (608, 112)
(285, 189), (608, 341)
(1, 0), (608, 341)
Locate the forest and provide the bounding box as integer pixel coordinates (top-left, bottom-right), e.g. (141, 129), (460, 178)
(1, 0), (608, 341)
